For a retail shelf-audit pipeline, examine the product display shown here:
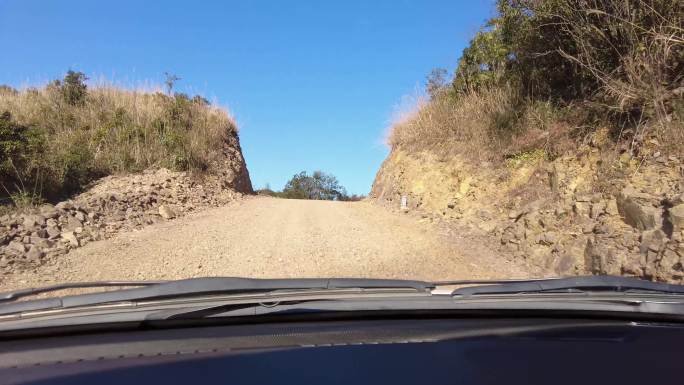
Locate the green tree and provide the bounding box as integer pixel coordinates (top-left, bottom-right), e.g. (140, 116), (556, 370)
(426, 68), (449, 99)
(281, 171), (348, 200)
(61, 70), (88, 105)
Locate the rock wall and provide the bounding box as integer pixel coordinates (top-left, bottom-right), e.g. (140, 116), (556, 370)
(371, 146), (684, 282)
(0, 129), (254, 273)
(212, 131), (254, 194)
(0, 168), (247, 273)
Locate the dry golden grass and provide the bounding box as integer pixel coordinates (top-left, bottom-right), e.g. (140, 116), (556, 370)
(388, 0), (683, 166)
(387, 87), (521, 161)
(0, 82), (237, 202)
(0, 84), (236, 171)
(387, 83), (683, 165)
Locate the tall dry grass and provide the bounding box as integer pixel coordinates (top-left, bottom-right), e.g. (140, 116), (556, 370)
(0, 82), (237, 203)
(387, 87), (525, 160)
(388, 0), (683, 163)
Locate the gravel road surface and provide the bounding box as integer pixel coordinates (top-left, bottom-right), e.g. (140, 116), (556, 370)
(1, 197), (525, 290)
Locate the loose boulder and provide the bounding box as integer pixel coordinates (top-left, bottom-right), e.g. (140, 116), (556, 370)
(670, 204), (684, 233)
(158, 205), (176, 219)
(616, 187), (661, 230)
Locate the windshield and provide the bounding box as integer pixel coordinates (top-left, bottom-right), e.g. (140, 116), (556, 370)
(0, 0), (682, 294)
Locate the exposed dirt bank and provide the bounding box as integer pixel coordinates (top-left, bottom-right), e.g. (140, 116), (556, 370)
(371, 141), (684, 282)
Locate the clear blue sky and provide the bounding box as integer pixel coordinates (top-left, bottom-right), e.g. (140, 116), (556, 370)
(0, 0), (494, 195)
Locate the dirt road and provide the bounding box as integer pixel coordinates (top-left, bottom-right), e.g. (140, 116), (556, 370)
(1, 197), (525, 290)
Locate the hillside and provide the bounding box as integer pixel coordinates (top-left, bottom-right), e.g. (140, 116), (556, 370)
(0, 72), (252, 206)
(372, 0), (684, 282)
(0, 73), (253, 268)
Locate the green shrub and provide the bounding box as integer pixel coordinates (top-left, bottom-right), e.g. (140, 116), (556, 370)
(280, 171), (348, 200)
(0, 111), (47, 204)
(55, 70), (89, 106)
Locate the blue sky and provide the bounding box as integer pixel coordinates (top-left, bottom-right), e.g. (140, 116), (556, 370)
(0, 0), (494, 195)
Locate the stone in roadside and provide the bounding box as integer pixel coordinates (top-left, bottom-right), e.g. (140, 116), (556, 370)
(107, 193), (123, 202)
(640, 229), (666, 255)
(538, 231), (558, 245)
(671, 194), (684, 206)
(158, 205), (176, 219)
(508, 210), (521, 220)
(28, 235), (44, 245)
(74, 211), (86, 222)
(617, 187), (661, 230)
(64, 216), (83, 231)
(573, 201), (591, 218)
(8, 240), (26, 253)
(61, 231), (80, 247)
(55, 201), (74, 211)
(34, 228), (49, 238)
(40, 204), (59, 219)
(669, 204), (684, 233)
(659, 249), (681, 272)
(676, 242), (684, 258)
(590, 202), (606, 219)
(621, 255), (642, 276)
(605, 199), (619, 216)
(25, 245), (44, 261)
(46, 226), (61, 239)
(30, 237), (54, 248)
(22, 214), (46, 228)
(109, 211), (126, 222)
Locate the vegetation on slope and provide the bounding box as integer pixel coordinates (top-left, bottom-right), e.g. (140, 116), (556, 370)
(0, 71), (238, 206)
(390, 0), (683, 162)
(257, 171), (364, 201)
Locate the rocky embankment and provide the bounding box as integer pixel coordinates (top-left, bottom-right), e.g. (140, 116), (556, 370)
(0, 168), (252, 273)
(3, 122), (254, 273)
(371, 143), (684, 282)
(1, 109), (253, 274)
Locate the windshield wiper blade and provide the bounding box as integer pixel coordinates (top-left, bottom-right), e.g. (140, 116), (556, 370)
(451, 276), (684, 296)
(0, 281), (167, 303)
(0, 277), (433, 315)
(0, 277), (553, 304)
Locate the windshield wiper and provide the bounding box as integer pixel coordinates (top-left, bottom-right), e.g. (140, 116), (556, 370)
(0, 277), (433, 316)
(0, 281), (167, 303)
(145, 276), (684, 322)
(3, 275), (682, 317)
(451, 276), (684, 296)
